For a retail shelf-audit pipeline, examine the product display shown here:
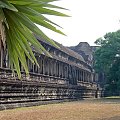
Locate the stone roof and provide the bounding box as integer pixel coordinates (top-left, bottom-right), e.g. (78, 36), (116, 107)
(36, 36), (85, 63)
(56, 42), (85, 62)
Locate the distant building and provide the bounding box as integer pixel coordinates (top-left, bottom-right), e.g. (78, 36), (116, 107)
(69, 42), (104, 88)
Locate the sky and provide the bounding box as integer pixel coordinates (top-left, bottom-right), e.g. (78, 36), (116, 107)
(39, 0), (120, 47)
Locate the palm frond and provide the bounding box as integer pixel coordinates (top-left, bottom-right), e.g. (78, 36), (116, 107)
(0, 0), (68, 78)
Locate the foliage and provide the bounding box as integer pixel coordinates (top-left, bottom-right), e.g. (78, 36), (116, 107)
(94, 30), (120, 92)
(0, 0), (68, 78)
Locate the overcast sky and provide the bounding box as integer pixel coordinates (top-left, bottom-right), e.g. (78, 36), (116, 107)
(39, 0), (120, 46)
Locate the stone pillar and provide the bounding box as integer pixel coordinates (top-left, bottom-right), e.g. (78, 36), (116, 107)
(86, 72), (88, 82)
(84, 71), (86, 82)
(46, 59), (49, 75)
(37, 56), (41, 74)
(74, 67), (77, 85)
(66, 65), (69, 79)
(83, 71), (85, 82)
(50, 60), (53, 76)
(91, 73), (94, 82)
(60, 62), (62, 78)
(5, 51), (9, 68)
(43, 59), (46, 74)
(0, 48), (3, 67)
(56, 61), (58, 77)
(76, 69), (78, 81)
(48, 59), (50, 76)
(35, 56), (39, 73)
(79, 70), (81, 81)
(39, 57), (42, 74)
(42, 58), (44, 74)
(82, 71), (84, 82)
(84, 72), (86, 82)
(61, 63), (63, 78)
(58, 62), (61, 77)
(87, 73), (89, 82)
(75, 69), (77, 81)
(77, 69), (79, 81)
(44, 58), (48, 75)
(78, 70), (81, 81)
(63, 63), (65, 78)
(63, 64), (65, 78)
(52, 60), (54, 76)
(88, 73), (91, 82)
(56, 61), (59, 77)
(65, 64), (68, 79)
(62, 63), (64, 78)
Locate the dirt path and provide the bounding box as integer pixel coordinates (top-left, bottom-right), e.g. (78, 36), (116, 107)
(0, 99), (120, 120)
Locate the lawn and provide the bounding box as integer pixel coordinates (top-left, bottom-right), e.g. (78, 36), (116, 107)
(0, 99), (120, 120)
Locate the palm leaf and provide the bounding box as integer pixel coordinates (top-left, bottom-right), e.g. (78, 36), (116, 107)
(0, 0), (68, 78)
(0, 0), (18, 11)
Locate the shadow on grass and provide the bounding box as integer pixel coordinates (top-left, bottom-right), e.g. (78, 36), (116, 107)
(79, 97), (120, 104)
(98, 116), (120, 120)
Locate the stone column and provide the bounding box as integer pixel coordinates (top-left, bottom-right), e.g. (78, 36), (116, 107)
(81, 71), (83, 82)
(49, 59), (52, 76)
(59, 62), (61, 77)
(84, 71), (86, 82)
(0, 48), (3, 67)
(90, 73), (94, 82)
(39, 57), (42, 74)
(88, 73), (91, 82)
(50, 60), (53, 76)
(46, 59), (48, 75)
(85, 72), (87, 82)
(76, 69), (78, 81)
(79, 70), (81, 81)
(60, 62), (62, 78)
(35, 56), (39, 73)
(63, 63), (66, 78)
(61, 62), (63, 78)
(86, 72), (88, 82)
(65, 64), (68, 79)
(87, 73), (89, 82)
(80, 70), (82, 81)
(74, 68), (76, 81)
(62, 63), (64, 78)
(37, 56), (41, 74)
(56, 61), (59, 77)
(48, 59), (50, 76)
(5, 51), (9, 68)
(42, 58), (44, 74)
(52, 60), (54, 76)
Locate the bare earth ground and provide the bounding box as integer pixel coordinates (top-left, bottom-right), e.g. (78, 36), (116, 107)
(0, 99), (120, 120)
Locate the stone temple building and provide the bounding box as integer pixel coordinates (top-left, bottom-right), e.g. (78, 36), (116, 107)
(0, 38), (103, 110)
(69, 42), (105, 88)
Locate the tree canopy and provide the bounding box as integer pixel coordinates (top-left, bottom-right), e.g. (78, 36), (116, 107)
(94, 30), (120, 93)
(0, 0), (68, 78)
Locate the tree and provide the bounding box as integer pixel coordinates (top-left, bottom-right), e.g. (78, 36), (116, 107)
(0, 0), (68, 78)
(94, 30), (120, 93)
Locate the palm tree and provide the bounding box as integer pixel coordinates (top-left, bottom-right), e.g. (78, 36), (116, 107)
(0, 0), (68, 78)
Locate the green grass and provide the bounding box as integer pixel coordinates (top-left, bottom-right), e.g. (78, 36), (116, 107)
(105, 96), (120, 99)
